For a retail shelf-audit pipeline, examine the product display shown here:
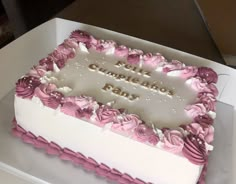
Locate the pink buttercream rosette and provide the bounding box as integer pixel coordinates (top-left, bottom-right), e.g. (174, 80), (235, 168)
(94, 105), (120, 126)
(28, 65), (47, 78)
(61, 95), (97, 119)
(197, 67), (218, 84)
(127, 49), (143, 65)
(182, 134), (207, 165)
(34, 83), (64, 109)
(133, 124), (159, 145)
(114, 45), (129, 58)
(111, 114), (141, 135)
(166, 66), (198, 79)
(16, 76), (41, 99)
(93, 40), (117, 54)
(162, 60), (185, 73)
(186, 123), (214, 144)
(142, 53), (166, 69)
(194, 114), (213, 126)
(39, 57), (54, 71)
(162, 130), (184, 154)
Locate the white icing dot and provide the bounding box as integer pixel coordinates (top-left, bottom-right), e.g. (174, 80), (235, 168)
(171, 108), (177, 114)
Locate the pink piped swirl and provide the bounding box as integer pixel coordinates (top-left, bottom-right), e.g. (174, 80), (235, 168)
(28, 65), (47, 78)
(61, 96), (97, 119)
(133, 124), (159, 145)
(175, 66), (198, 79)
(57, 43), (76, 59)
(186, 123), (214, 143)
(162, 130), (184, 153)
(198, 92), (216, 112)
(16, 76), (41, 99)
(142, 53), (166, 69)
(166, 66), (198, 79)
(49, 43), (76, 68)
(182, 134), (207, 165)
(63, 38), (79, 49)
(76, 95), (98, 119)
(197, 67), (218, 84)
(194, 114), (213, 126)
(48, 91), (64, 108)
(185, 103), (206, 118)
(148, 134), (160, 145)
(52, 43), (75, 60)
(112, 114), (141, 133)
(181, 66), (198, 79)
(70, 30), (92, 43)
(93, 40), (116, 53)
(207, 83), (219, 96)
(114, 45), (129, 57)
(61, 99), (79, 117)
(39, 57), (54, 71)
(34, 84), (64, 109)
(162, 60), (185, 73)
(186, 78), (208, 93)
(127, 49), (143, 65)
(50, 45), (68, 61)
(94, 105), (120, 125)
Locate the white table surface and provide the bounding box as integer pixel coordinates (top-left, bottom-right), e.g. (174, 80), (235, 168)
(0, 169), (33, 184)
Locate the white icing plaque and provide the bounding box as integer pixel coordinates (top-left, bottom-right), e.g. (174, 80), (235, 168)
(50, 50), (197, 128)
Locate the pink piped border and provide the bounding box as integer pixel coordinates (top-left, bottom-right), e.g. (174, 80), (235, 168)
(12, 119), (151, 184)
(12, 118), (207, 184)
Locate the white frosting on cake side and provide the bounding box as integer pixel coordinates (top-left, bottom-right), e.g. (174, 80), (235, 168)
(14, 95), (202, 184)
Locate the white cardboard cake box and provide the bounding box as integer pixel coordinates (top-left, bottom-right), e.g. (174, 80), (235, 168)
(0, 18), (235, 184)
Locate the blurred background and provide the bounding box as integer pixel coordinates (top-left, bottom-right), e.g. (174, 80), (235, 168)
(0, 0), (235, 68)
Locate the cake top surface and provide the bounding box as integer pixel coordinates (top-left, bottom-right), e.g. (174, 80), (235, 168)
(49, 49), (197, 128)
(15, 29), (218, 166)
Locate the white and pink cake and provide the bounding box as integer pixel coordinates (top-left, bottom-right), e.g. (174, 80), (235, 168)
(13, 30), (218, 184)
